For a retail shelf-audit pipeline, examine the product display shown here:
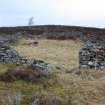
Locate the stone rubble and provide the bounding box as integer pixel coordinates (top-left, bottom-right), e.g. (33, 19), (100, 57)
(79, 41), (105, 69)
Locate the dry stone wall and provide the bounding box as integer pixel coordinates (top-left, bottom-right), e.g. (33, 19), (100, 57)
(79, 41), (105, 69)
(0, 44), (53, 74)
(0, 44), (30, 65)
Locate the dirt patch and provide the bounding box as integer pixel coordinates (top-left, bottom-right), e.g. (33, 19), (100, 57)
(23, 41), (39, 46)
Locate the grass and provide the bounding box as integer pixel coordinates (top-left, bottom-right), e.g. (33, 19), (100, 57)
(0, 64), (17, 73)
(14, 38), (82, 71)
(0, 38), (105, 104)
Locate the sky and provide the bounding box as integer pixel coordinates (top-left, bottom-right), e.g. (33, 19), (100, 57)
(0, 0), (105, 28)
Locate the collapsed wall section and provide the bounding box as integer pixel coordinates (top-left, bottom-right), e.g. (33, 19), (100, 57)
(0, 45), (53, 75)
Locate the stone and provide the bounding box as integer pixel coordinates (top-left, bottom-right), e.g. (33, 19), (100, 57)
(79, 41), (105, 69)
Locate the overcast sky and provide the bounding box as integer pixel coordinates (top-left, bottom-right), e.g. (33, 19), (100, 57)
(0, 0), (105, 27)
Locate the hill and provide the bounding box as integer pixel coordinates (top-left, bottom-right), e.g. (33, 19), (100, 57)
(0, 25), (105, 41)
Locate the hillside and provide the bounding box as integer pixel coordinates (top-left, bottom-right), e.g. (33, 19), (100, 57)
(0, 25), (105, 41)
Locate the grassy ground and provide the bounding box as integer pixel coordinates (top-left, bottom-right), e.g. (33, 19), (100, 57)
(0, 38), (105, 104)
(14, 38), (82, 71)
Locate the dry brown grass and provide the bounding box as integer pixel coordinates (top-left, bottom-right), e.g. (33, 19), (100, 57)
(14, 39), (82, 71)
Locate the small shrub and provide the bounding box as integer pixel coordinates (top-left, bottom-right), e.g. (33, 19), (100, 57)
(0, 66), (53, 83)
